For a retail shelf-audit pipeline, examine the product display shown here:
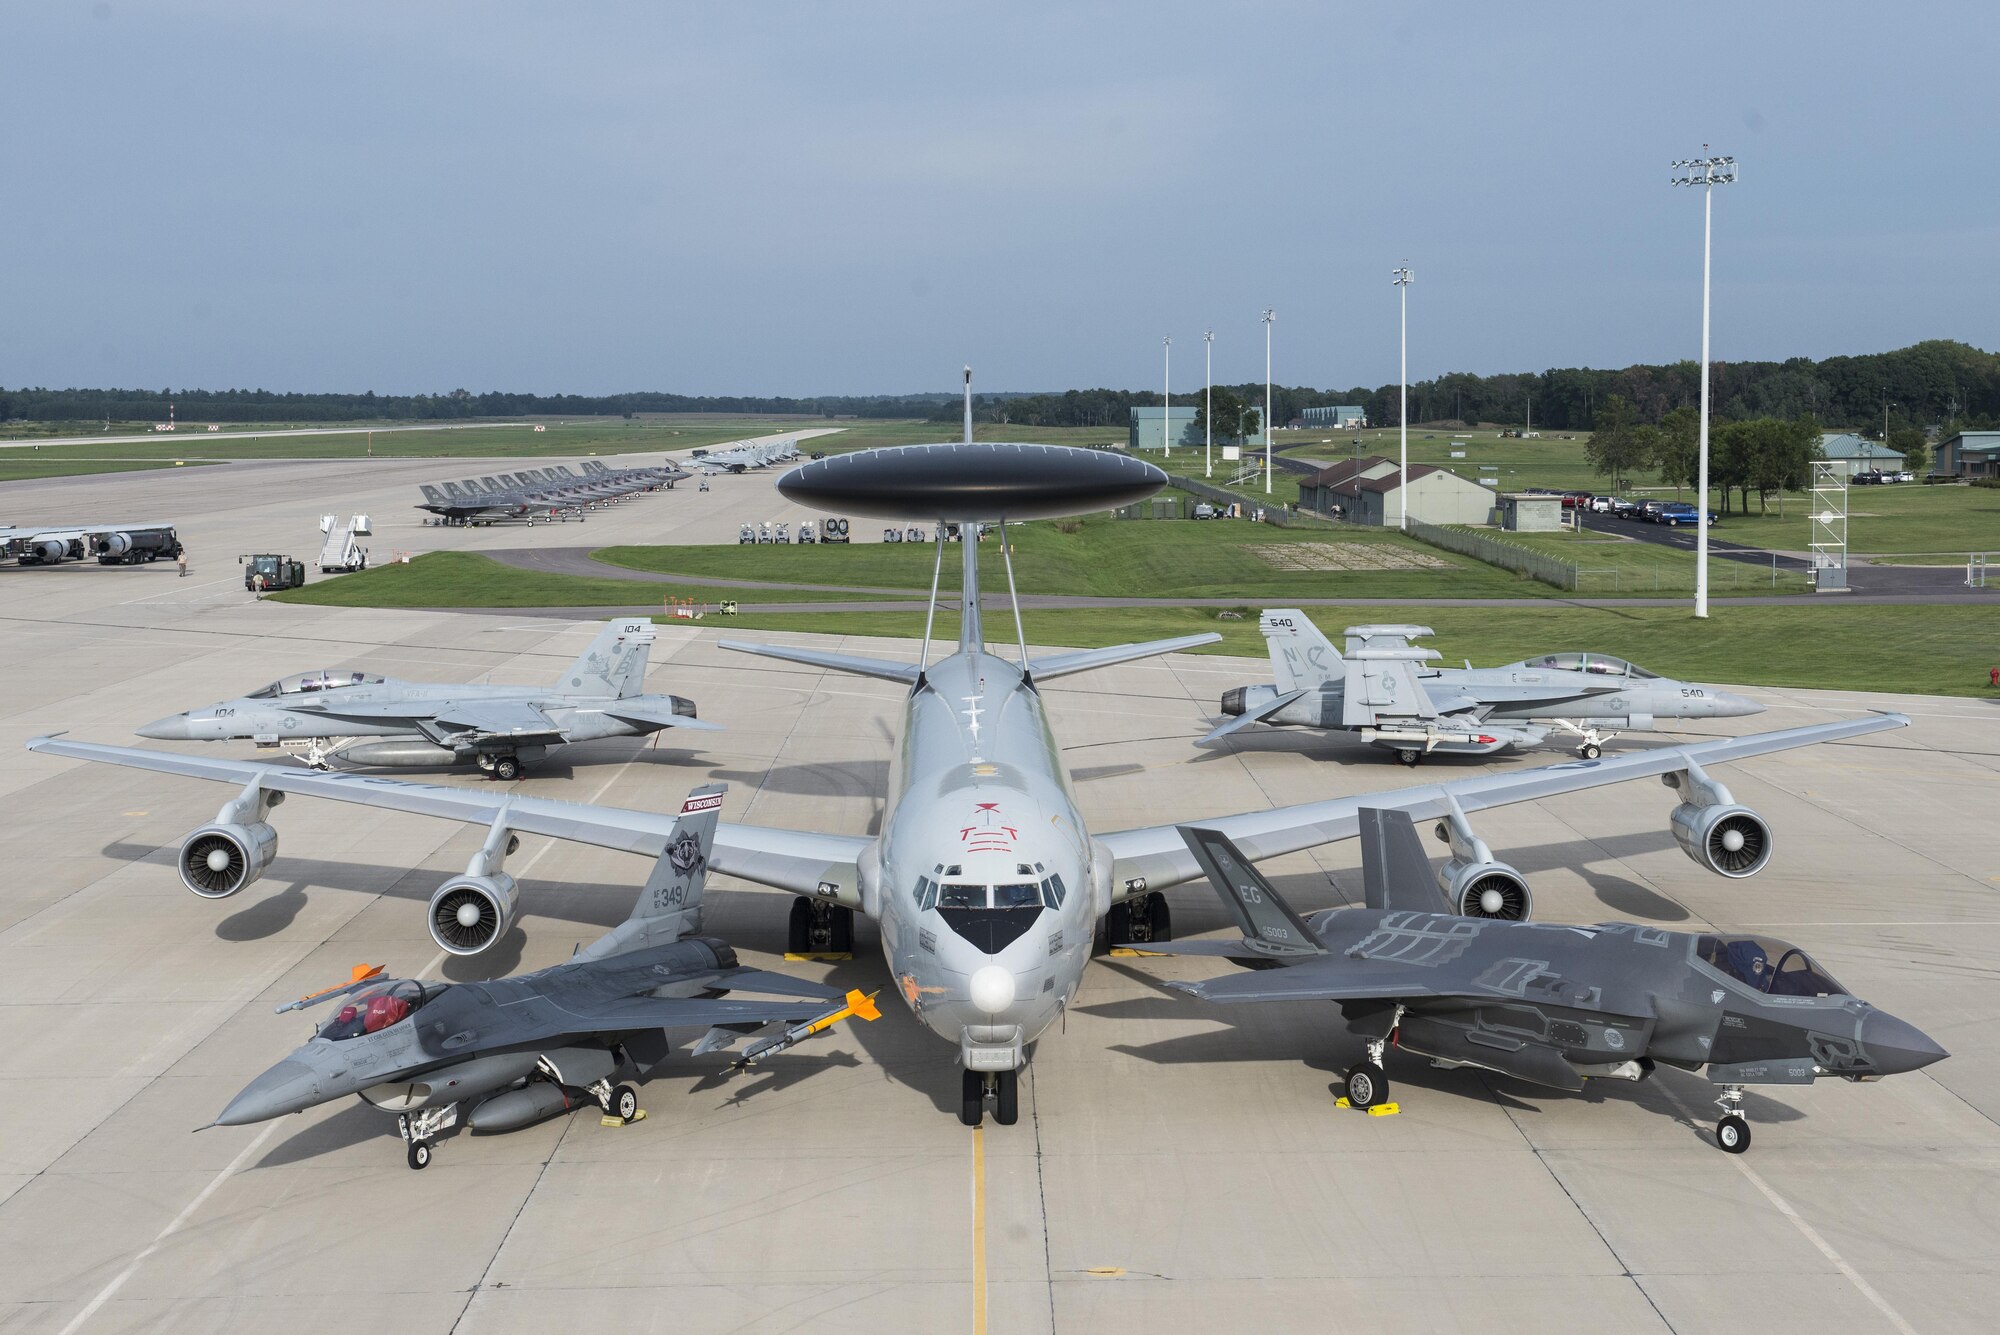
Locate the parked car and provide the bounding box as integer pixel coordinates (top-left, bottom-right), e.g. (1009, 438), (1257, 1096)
(1852, 470), (1884, 485)
(1657, 503), (1718, 527)
(1894, 470), (1914, 483)
(1560, 490), (1594, 509)
(1192, 502), (1218, 520)
(1635, 500), (1671, 522)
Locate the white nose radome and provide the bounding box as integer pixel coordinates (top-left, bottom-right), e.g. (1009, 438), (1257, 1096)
(969, 966), (1016, 1016)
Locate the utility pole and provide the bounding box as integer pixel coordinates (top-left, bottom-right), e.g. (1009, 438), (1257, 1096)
(1672, 150), (1738, 619)
(1203, 330), (1214, 478)
(1163, 336), (1172, 458)
(1262, 309), (1275, 494)
(1391, 268), (1412, 529)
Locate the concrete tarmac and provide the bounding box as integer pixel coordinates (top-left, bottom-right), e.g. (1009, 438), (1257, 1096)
(3, 450), (1998, 1333)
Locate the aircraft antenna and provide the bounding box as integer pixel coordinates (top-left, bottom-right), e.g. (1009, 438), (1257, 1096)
(997, 517), (1031, 674)
(962, 366), (973, 445)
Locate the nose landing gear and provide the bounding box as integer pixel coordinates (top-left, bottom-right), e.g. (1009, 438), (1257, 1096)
(959, 1068), (1020, 1127)
(786, 898), (854, 956)
(1714, 1085), (1751, 1153)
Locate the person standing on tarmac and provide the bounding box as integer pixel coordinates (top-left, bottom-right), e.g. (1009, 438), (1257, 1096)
(176, 547), (188, 578)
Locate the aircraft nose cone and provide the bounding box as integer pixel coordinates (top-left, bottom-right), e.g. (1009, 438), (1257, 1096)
(1710, 690), (1764, 718)
(1861, 1010), (1948, 1076)
(214, 1059), (321, 1126)
(969, 965), (1017, 1016)
(137, 713), (192, 740)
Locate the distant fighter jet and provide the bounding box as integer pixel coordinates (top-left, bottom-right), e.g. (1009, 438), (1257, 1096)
(1136, 810), (1945, 1154)
(137, 617), (717, 779)
(1204, 613), (1762, 763)
(212, 785), (877, 1169)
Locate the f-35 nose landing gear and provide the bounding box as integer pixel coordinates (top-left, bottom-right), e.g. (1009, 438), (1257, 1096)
(1714, 1085), (1751, 1153)
(959, 1068), (1021, 1127)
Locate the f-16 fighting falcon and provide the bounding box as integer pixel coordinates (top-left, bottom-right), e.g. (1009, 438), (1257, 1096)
(1132, 810), (1944, 1153)
(26, 373), (1909, 1127)
(1204, 613), (1763, 763)
(213, 785), (876, 1169)
(135, 616), (717, 780)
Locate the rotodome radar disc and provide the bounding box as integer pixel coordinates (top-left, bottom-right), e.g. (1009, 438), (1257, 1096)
(775, 442), (1168, 521)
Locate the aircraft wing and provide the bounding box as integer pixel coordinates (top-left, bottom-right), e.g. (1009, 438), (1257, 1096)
(1099, 712), (1909, 893)
(24, 737), (871, 897)
(429, 700), (565, 741)
(1031, 634), (1222, 681)
(718, 640), (922, 685)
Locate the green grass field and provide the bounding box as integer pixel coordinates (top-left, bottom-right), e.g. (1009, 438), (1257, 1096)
(706, 602), (2000, 700)
(599, 510), (1548, 600)
(1459, 526), (1802, 595)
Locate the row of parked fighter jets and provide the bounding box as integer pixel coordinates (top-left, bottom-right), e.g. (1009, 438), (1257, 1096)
(415, 436), (805, 526)
(27, 441), (1941, 1171)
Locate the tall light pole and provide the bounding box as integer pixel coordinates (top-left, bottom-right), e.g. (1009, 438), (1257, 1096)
(1672, 151), (1737, 619)
(1262, 309), (1275, 494)
(1203, 330), (1214, 478)
(1391, 267), (1412, 529)
(1162, 336), (1172, 458)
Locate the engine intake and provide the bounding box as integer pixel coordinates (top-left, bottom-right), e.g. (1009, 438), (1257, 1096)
(428, 874), (518, 955)
(1441, 859), (1532, 920)
(1671, 803), (1771, 878)
(178, 822), (278, 898)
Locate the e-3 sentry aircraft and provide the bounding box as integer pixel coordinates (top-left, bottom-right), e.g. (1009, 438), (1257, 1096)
(1204, 613), (1763, 764)
(27, 399), (1909, 1127)
(134, 616), (717, 781)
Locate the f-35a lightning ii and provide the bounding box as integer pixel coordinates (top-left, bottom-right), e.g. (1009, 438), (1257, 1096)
(213, 784), (877, 1169)
(1205, 613), (1762, 764)
(137, 617), (717, 780)
(1135, 811), (1944, 1153)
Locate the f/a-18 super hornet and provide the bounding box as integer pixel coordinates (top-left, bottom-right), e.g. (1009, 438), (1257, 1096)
(683, 436), (802, 475)
(26, 375), (1909, 1128)
(136, 617), (717, 780)
(212, 785), (877, 1169)
(1133, 809), (1944, 1153)
(1204, 613), (1763, 764)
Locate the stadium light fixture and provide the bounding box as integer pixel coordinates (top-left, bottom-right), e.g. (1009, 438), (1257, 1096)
(1671, 151), (1738, 618)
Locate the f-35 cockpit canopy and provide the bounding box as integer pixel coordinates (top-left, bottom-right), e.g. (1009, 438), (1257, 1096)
(246, 670), (387, 699)
(1518, 653), (1660, 680)
(315, 979), (443, 1040)
(1697, 934), (1848, 998)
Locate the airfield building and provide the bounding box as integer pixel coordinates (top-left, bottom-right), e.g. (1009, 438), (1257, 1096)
(1937, 430), (2000, 477)
(1128, 406), (1198, 451)
(1300, 405), (1368, 429)
(1818, 433), (1907, 478)
(1297, 455), (1498, 527)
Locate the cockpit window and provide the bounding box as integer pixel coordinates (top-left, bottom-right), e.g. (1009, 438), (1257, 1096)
(1529, 653), (1658, 680)
(1697, 935), (1845, 996)
(259, 670), (386, 697)
(316, 979), (434, 1040)
(993, 883), (1042, 910)
(928, 881), (1058, 911)
(938, 882), (987, 911)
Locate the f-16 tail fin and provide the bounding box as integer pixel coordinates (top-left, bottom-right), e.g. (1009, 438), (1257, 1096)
(1262, 610), (1341, 692)
(581, 784), (724, 958)
(560, 617), (655, 698)
(1169, 824), (1325, 959)
(1356, 807), (1449, 913)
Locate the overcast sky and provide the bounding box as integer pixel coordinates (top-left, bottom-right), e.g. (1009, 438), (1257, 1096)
(2, 2), (1992, 397)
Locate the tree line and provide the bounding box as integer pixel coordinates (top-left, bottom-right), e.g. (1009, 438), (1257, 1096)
(7, 339), (1998, 433)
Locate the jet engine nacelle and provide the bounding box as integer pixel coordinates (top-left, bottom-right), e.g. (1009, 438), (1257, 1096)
(1670, 803), (1771, 878)
(1439, 858), (1533, 920)
(95, 532), (133, 557)
(178, 822), (279, 899)
(428, 874), (518, 955)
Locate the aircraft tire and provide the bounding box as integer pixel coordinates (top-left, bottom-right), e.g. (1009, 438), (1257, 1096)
(407, 1141), (432, 1170)
(830, 906), (854, 953)
(994, 1069), (1019, 1126)
(611, 1083), (640, 1123)
(1716, 1115), (1751, 1154)
(1148, 892), (1173, 943)
(787, 898), (812, 954)
(959, 1069), (984, 1127)
(1102, 901), (1132, 953)
(493, 756), (522, 781)
(1344, 1062), (1389, 1110)
(1581, 743), (1602, 761)
(1397, 749), (1421, 767)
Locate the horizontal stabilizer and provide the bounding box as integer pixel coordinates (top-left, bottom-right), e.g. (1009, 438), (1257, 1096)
(602, 700), (725, 732)
(1357, 807), (1450, 913)
(1197, 687), (1309, 746)
(718, 640), (921, 685)
(1032, 633), (1221, 681)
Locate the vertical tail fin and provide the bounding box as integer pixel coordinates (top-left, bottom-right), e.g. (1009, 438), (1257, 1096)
(1261, 610), (1341, 692)
(580, 785), (724, 957)
(558, 617), (655, 698)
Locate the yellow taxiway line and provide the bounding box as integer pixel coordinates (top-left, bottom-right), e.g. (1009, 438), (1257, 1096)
(972, 1123), (988, 1335)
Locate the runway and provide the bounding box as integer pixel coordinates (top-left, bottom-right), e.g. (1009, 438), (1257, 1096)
(2, 451), (1998, 1333)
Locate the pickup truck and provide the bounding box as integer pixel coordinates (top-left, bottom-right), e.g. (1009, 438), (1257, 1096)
(1656, 502), (1717, 527)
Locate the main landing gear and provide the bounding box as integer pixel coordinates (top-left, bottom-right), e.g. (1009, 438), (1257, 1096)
(960, 1068), (1020, 1127)
(787, 898), (853, 955)
(1344, 1037), (1391, 1110)
(1714, 1084), (1751, 1154)
(1396, 748), (1422, 767)
(1105, 891), (1173, 948)
(475, 753), (523, 781)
